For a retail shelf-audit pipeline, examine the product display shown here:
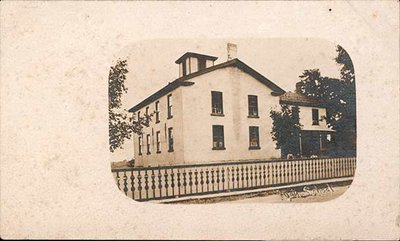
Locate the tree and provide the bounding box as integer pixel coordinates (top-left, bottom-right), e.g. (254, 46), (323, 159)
(296, 45), (356, 156)
(108, 59), (151, 152)
(270, 105), (302, 157)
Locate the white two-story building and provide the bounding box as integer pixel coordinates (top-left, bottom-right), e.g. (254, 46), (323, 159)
(128, 50), (333, 167)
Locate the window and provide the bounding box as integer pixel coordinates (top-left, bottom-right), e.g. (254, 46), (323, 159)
(155, 101), (160, 123)
(182, 62), (187, 76)
(145, 106), (149, 117)
(167, 94), (173, 119)
(212, 125), (225, 150)
(211, 91), (223, 115)
(138, 136), (142, 155)
(156, 131), (161, 153)
(312, 109), (319, 125)
(248, 95), (258, 117)
(198, 58), (206, 71)
(168, 128), (174, 152)
(249, 126), (260, 149)
(146, 134), (151, 154)
(137, 111), (141, 121)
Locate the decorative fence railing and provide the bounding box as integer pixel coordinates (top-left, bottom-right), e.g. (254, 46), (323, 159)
(112, 157), (356, 202)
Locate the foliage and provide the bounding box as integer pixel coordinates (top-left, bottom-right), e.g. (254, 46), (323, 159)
(108, 59), (152, 152)
(296, 45), (356, 155)
(270, 105), (302, 156)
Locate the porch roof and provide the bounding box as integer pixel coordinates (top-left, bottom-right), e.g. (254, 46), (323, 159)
(279, 91), (326, 107)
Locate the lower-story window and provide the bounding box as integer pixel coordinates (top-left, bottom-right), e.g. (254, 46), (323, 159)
(156, 131), (161, 153)
(212, 125), (225, 150)
(168, 128), (174, 152)
(249, 126), (260, 149)
(146, 134), (151, 154)
(138, 136), (142, 155)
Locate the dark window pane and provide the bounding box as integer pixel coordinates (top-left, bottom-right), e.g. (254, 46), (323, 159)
(146, 134), (151, 154)
(155, 101), (160, 123)
(211, 91), (223, 114)
(156, 131), (161, 152)
(312, 109), (319, 125)
(248, 95), (258, 117)
(167, 94), (173, 118)
(182, 62), (186, 76)
(168, 128), (174, 152)
(212, 125), (225, 149)
(249, 126), (260, 148)
(198, 58), (206, 70)
(138, 136), (142, 155)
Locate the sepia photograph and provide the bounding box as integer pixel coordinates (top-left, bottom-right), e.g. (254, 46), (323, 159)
(109, 39), (356, 203)
(1, 1), (398, 239)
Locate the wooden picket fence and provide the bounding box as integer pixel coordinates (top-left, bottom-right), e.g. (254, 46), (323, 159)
(112, 157), (356, 201)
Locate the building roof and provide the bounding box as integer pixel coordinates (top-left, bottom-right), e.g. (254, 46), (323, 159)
(128, 58), (286, 112)
(279, 91), (326, 107)
(128, 80), (194, 112)
(175, 52), (218, 64)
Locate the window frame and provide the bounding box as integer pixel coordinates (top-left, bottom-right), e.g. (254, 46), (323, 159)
(249, 126), (260, 150)
(212, 125), (225, 150)
(168, 127), (174, 152)
(198, 58), (206, 71)
(155, 101), (160, 123)
(248, 95), (259, 118)
(182, 61), (187, 76)
(167, 94), (173, 119)
(156, 131), (161, 153)
(146, 134), (151, 155)
(211, 91), (224, 116)
(138, 136), (142, 155)
(312, 108), (319, 125)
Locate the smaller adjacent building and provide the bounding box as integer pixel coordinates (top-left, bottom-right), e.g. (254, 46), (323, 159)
(279, 90), (335, 157)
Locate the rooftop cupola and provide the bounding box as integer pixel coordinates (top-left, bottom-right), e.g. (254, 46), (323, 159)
(175, 52), (218, 77)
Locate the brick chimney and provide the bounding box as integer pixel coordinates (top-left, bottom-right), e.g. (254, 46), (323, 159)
(295, 82), (303, 93)
(227, 43), (237, 60)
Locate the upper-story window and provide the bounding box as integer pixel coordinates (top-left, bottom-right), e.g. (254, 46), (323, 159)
(145, 106), (149, 117)
(248, 95), (259, 117)
(211, 91), (223, 115)
(168, 127), (174, 152)
(312, 108), (319, 125)
(167, 94), (173, 119)
(182, 61), (187, 76)
(198, 58), (206, 71)
(137, 111), (141, 121)
(249, 126), (260, 149)
(212, 125), (225, 150)
(155, 101), (160, 123)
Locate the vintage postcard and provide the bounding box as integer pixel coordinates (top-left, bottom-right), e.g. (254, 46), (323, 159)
(1, 1), (399, 240)
(110, 39), (356, 204)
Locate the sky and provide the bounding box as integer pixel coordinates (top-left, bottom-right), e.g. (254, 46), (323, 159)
(110, 38), (344, 162)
